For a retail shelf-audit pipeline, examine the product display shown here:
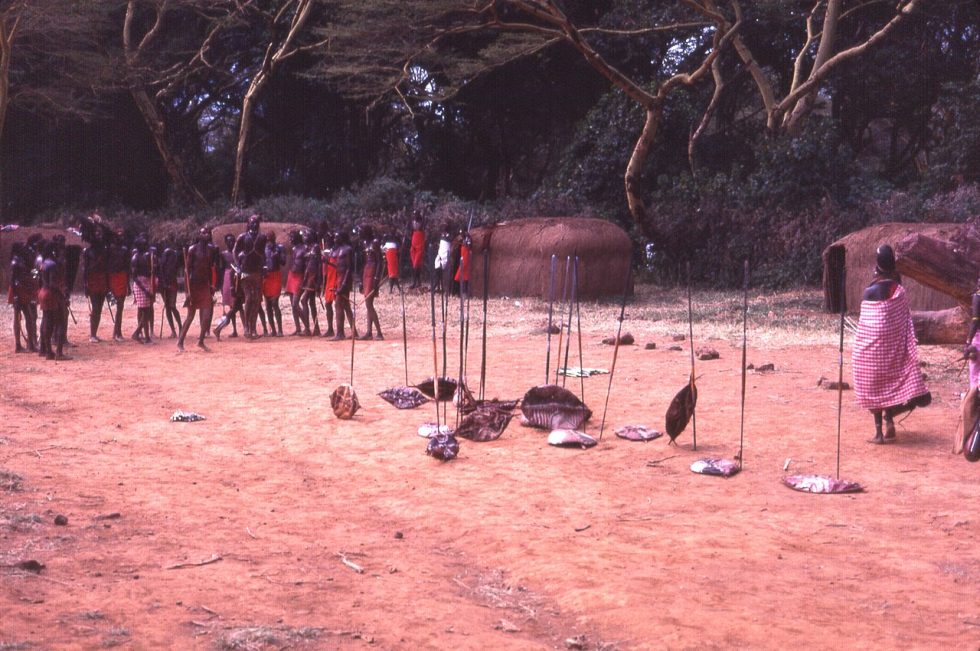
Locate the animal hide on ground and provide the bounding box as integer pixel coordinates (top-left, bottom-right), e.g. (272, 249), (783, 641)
(414, 377), (459, 402)
(378, 386), (429, 409)
(520, 385), (592, 430)
(456, 408), (514, 442)
(615, 425), (662, 442)
(781, 474), (863, 494)
(690, 458), (740, 477)
(547, 429), (597, 449)
(426, 432), (460, 461)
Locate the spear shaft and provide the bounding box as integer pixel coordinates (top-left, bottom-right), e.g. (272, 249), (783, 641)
(599, 260), (632, 440)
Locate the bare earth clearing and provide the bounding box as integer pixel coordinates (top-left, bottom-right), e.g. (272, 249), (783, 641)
(1, 286), (977, 650)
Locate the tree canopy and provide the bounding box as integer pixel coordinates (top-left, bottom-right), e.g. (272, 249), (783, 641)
(1, 0), (978, 282)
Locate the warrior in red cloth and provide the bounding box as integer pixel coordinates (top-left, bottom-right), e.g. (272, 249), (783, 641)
(8, 242), (38, 353)
(382, 233), (401, 293)
(263, 230), (285, 337)
(107, 230), (130, 342)
(157, 238), (183, 338)
(178, 228), (219, 351)
(286, 230), (310, 336)
(233, 215), (267, 339)
(852, 245), (931, 444)
(358, 225), (384, 340)
(409, 213), (426, 289)
(38, 240), (69, 360)
(301, 229), (322, 336)
(454, 232), (472, 299)
(332, 230), (357, 340)
(320, 230), (336, 337)
(82, 228), (110, 343)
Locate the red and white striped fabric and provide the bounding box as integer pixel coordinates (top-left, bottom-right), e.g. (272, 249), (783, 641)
(132, 276), (155, 308)
(852, 284), (928, 410)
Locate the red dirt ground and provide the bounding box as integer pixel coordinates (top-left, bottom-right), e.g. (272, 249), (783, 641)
(1, 291), (977, 650)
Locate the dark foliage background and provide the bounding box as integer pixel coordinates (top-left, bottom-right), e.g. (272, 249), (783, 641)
(1, 0), (977, 287)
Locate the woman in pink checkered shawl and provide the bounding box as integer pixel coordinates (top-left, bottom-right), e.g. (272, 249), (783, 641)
(852, 245), (931, 444)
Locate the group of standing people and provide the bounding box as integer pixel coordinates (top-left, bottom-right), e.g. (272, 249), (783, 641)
(7, 233), (79, 359)
(7, 212), (475, 355)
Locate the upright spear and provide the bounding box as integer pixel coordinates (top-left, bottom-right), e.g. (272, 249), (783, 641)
(430, 274), (441, 433)
(479, 247), (490, 401)
(545, 254), (557, 384)
(560, 255), (576, 388)
(599, 260), (633, 440)
(836, 265), (847, 479)
(554, 256), (571, 384)
(738, 259), (749, 470)
(400, 283), (409, 386)
(574, 256), (585, 403)
(687, 261), (697, 451)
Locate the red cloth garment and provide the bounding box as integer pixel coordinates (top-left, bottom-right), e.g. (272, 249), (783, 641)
(286, 270), (303, 295)
(109, 271), (128, 299)
(454, 244), (471, 282)
(323, 256), (338, 302)
(852, 284), (928, 410)
(362, 261), (377, 296)
(132, 275), (155, 308)
(410, 230), (425, 269)
(8, 277), (37, 305)
(262, 270), (281, 298)
(38, 287), (63, 311)
(185, 281), (212, 310)
(86, 273), (109, 296)
(385, 246), (399, 279)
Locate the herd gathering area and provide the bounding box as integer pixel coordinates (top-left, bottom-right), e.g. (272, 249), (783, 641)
(1, 284), (977, 649)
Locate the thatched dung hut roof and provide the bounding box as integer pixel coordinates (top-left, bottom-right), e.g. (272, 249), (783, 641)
(209, 221), (306, 250)
(470, 217), (632, 300)
(822, 222), (961, 313)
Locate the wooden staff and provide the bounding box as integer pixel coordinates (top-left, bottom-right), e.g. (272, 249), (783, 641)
(479, 247), (490, 401)
(687, 261), (697, 451)
(545, 254), (557, 384)
(574, 256), (585, 403)
(430, 273), (441, 432)
(457, 273), (466, 428)
(738, 259), (749, 470)
(350, 250), (357, 385)
(599, 260), (633, 440)
(399, 283), (409, 386)
(836, 265), (846, 478)
(560, 255), (576, 388)
(554, 255), (571, 385)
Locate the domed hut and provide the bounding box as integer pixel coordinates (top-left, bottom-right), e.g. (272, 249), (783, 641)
(822, 222), (961, 314)
(469, 217), (632, 300)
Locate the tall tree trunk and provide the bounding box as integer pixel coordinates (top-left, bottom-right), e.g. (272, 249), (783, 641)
(129, 86), (207, 206)
(230, 69), (266, 206)
(625, 106), (665, 242)
(230, 0), (317, 205)
(0, 9), (19, 219)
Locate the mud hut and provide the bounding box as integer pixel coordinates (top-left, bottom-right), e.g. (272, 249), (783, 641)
(0, 225), (84, 293)
(470, 217), (632, 300)
(822, 222), (961, 314)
